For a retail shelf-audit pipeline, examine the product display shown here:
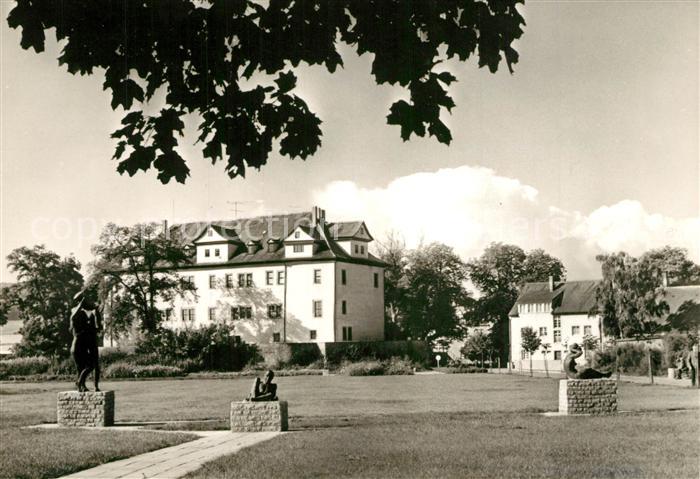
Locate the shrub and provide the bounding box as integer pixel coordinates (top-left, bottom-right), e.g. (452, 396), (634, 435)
(341, 360), (385, 376)
(104, 361), (184, 378)
(99, 347), (130, 367)
(258, 343), (322, 368)
(443, 365), (487, 374)
(135, 324), (259, 371)
(592, 343), (664, 376)
(325, 341), (430, 366)
(383, 357), (415, 375)
(0, 356), (51, 379)
(49, 357), (76, 376)
(663, 333), (690, 369)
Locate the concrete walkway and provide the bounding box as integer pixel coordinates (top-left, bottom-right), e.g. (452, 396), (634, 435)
(488, 368), (695, 387)
(57, 430), (281, 479)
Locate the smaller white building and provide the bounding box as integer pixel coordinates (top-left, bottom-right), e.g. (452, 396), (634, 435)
(509, 279), (602, 371)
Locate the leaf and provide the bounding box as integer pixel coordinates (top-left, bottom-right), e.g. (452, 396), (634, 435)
(387, 100), (425, 141)
(274, 71), (297, 96)
(113, 141), (127, 160)
(428, 120), (452, 145)
(116, 146), (156, 177)
(154, 150), (190, 184)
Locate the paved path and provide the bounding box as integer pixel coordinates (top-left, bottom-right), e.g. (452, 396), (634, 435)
(58, 430), (281, 479)
(488, 368), (695, 387)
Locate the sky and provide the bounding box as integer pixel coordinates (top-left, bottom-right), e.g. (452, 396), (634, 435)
(1, 1), (698, 283)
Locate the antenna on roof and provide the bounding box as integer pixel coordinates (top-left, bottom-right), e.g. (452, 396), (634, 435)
(227, 200), (262, 219)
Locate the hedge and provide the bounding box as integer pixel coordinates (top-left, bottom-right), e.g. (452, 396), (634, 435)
(258, 343), (323, 368)
(325, 341), (430, 366)
(104, 361), (184, 378)
(340, 358), (415, 376)
(0, 356), (51, 379)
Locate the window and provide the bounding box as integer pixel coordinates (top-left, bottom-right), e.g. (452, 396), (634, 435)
(207, 228), (213, 237)
(360, 245), (365, 254)
(266, 271), (274, 286)
(354, 244), (359, 254)
(209, 307), (217, 321)
(225, 274), (233, 288)
(209, 275), (216, 289)
(268, 304), (282, 319)
(539, 327), (547, 337)
(163, 308), (172, 321)
(183, 275), (194, 286)
(373, 273), (379, 288)
(273, 332), (281, 343)
(231, 306), (252, 320)
(520, 350), (529, 360)
(181, 308), (195, 322)
(342, 326), (353, 341)
(313, 300), (323, 318)
(553, 330), (561, 343)
(205, 249), (210, 257)
(584, 325), (592, 336)
(233, 335), (242, 345)
(553, 316), (561, 328)
(214, 248), (220, 257)
(520, 327), (528, 335)
(572, 326), (580, 335)
(554, 351), (562, 360)
(309, 330), (317, 340)
(294, 231), (301, 239)
(277, 271), (285, 285)
(341, 269), (347, 285)
(342, 300), (347, 315)
(293, 244), (304, 253)
(238, 273), (253, 287)
(313, 269), (322, 284)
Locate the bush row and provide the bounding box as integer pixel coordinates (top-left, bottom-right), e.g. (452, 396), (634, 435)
(325, 341), (430, 366)
(339, 358), (415, 376)
(443, 365), (488, 374)
(592, 343), (665, 376)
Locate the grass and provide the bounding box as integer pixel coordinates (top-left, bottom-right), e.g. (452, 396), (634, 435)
(186, 410), (700, 479)
(1, 373), (698, 478)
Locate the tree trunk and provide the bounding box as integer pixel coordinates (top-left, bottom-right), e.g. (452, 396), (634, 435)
(647, 344), (654, 385)
(529, 356), (533, 377)
(544, 354), (549, 378)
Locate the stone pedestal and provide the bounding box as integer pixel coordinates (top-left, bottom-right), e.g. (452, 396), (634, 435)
(558, 379), (617, 415)
(230, 400), (288, 432)
(57, 391), (115, 427)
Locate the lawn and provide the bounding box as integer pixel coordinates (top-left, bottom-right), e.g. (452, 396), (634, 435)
(1, 374), (698, 478)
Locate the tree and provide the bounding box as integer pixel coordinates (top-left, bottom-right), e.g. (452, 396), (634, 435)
(540, 342), (551, 378)
(581, 334), (599, 361)
(639, 247), (700, 286)
(7, 1), (525, 184)
(90, 223), (197, 334)
(460, 329), (492, 367)
(0, 245), (83, 358)
(375, 232), (409, 340)
(466, 243), (566, 365)
(520, 327), (541, 377)
(521, 249), (566, 284)
(402, 243), (471, 343)
(596, 252), (670, 384)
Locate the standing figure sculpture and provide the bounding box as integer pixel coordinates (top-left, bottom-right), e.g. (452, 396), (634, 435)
(564, 343), (612, 380)
(247, 370), (278, 401)
(70, 290), (102, 392)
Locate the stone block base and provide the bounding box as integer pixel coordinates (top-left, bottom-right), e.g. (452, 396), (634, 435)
(57, 391), (115, 427)
(230, 400), (288, 432)
(559, 379), (617, 415)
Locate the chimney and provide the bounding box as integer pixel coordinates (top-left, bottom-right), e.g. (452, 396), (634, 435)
(311, 206), (326, 226)
(548, 275), (554, 292)
(246, 240), (260, 255)
(267, 238), (280, 253)
(662, 271), (668, 288)
(162, 219), (169, 238)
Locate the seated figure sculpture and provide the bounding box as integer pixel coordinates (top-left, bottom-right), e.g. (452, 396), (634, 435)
(564, 343), (612, 380)
(247, 370), (278, 402)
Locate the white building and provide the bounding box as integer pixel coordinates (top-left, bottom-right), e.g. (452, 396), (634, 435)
(157, 207), (386, 344)
(509, 279), (602, 371)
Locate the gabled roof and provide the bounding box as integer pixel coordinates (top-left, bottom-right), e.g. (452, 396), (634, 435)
(192, 224), (240, 243)
(510, 280), (599, 317)
(169, 210), (387, 268)
(327, 221), (373, 241)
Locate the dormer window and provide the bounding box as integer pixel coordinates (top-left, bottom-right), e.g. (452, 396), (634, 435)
(207, 228), (213, 237)
(205, 249), (210, 257)
(214, 248), (220, 257)
(293, 244), (304, 253)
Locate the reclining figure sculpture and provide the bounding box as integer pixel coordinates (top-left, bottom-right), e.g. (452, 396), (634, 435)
(564, 343), (612, 380)
(247, 370), (278, 401)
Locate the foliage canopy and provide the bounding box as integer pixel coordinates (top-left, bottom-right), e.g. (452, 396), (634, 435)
(7, 0), (524, 183)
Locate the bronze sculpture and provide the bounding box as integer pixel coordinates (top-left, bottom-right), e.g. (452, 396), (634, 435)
(70, 291), (102, 392)
(247, 370), (278, 401)
(563, 343), (612, 380)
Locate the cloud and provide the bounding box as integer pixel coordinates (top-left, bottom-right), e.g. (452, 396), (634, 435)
(313, 165), (700, 279)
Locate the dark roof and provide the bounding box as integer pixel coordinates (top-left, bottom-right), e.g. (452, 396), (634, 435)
(168, 211), (386, 268)
(327, 221), (372, 240)
(663, 286), (700, 321)
(510, 280), (599, 317)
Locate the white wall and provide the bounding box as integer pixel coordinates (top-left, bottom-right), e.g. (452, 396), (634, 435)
(285, 262), (336, 342)
(334, 262), (384, 341)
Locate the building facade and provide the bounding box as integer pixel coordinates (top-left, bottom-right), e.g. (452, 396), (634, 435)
(156, 207), (386, 344)
(509, 279), (603, 371)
